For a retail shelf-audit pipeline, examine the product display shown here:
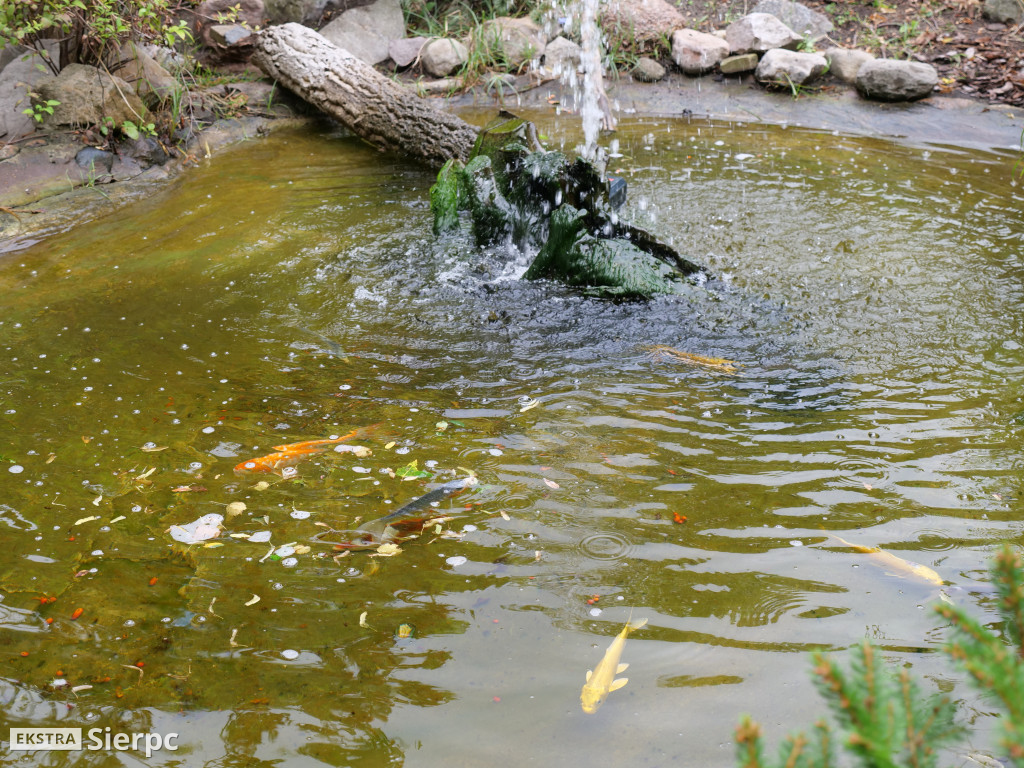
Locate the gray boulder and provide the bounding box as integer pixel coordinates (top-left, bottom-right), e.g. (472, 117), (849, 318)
(600, 0), (686, 44)
(108, 42), (178, 106)
(421, 38), (469, 77)
(320, 0), (405, 65)
(0, 47), (58, 141)
(194, 0), (264, 47)
(477, 17), (546, 69)
(755, 48), (828, 85)
(389, 36), (427, 68)
(726, 13), (802, 54)
(856, 59), (937, 101)
(544, 36), (582, 73)
(824, 47), (874, 84)
(671, 28), (730, 75)
(720, 53), (759, 74)
(751, 0), (833, 40)
(983, 0), (1024, 23)
(633, 57), (666, 82)
(264, 0), (330, 24)
(37, 63), (147, 128)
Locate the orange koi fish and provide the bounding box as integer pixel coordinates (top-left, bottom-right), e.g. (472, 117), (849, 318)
(234, 423), (380, 475)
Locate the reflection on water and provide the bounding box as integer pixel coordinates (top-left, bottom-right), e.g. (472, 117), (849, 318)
(0, 113), (1022, 766)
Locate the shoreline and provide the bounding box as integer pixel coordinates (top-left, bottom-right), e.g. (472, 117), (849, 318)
(2, 73), (1021, 252)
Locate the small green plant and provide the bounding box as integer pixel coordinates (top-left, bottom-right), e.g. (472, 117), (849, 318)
(1, 0), (192, 75)
(97, 115), (155, 140)
(22, 95), (60, 123)
(736, 545), (1024, 768)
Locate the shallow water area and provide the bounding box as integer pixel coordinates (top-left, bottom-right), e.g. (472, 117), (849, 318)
(0, 111), (1022, 766)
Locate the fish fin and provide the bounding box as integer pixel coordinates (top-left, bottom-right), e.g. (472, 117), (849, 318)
(628, 618), (648, 632)
(616, 663), (628, 674)
(585, 670), (592, 682)
(609, 678), (628, 692)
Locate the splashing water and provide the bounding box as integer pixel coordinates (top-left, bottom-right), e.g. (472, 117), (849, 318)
(578, 0), (615, 160)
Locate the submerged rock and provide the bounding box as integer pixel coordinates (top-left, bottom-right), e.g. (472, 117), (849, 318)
(429, 111), (707, 298)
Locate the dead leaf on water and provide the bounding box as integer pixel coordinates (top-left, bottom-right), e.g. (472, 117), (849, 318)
(74, 516), (101, 526)
(141, 445), (168, 452)
(244, 594), (261, 606)
(373, 542), (403, 557)
(45, 453), (56, 464)
(359, 611), (370, 627)
(543, 478), (560, 489)
(226, 501), (246, 517)
(254, 481), (270, 491)
(499, 511), (511, 521)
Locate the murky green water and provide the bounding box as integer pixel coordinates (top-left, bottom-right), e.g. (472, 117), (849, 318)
(1, 111), (1022, 766)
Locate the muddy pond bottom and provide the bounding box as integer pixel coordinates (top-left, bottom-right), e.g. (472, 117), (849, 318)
(0, 111), (1022, 767)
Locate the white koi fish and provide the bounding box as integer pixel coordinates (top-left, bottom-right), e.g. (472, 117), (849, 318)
(831, 534), (944, 586)
(580, 616), (647, 714)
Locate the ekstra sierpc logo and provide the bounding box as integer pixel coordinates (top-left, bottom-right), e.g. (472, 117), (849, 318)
(9, 728), (179, 757)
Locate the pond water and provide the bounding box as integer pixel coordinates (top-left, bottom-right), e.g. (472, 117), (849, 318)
(0, 110), (1022, 767)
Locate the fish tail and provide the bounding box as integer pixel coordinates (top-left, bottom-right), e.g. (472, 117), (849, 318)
(627, 617), (648, 633)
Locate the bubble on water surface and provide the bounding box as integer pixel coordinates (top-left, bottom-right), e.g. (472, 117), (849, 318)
(281, 649), (299, 660)
(8, 466), (23, 474)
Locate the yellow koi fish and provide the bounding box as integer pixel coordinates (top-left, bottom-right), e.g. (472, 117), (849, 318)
(831, 534), (944, 586)
(642, 344), (740, 373)
(580, 616), (647, 714)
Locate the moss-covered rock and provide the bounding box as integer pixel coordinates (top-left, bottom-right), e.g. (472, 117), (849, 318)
(525, 206), (688, 297)
(428, 110), (709, 298)
(430, 158), (463, 235)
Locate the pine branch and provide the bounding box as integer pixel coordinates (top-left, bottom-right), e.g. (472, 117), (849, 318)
(937, 544), (1024, 766)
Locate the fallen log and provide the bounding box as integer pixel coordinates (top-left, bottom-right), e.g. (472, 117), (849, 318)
(252, 23), (479, 168)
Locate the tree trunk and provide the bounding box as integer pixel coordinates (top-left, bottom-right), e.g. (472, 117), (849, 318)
(253, 23), (479, 168)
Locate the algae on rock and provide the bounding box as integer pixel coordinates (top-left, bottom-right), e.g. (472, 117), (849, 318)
(429, 111), (708, 298)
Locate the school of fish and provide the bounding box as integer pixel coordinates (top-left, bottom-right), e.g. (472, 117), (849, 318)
(580, 616), (648, 714)
(234, 423), (380, 474)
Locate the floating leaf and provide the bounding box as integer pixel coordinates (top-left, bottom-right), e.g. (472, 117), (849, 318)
(91, 495), (102, 506)
(519, 398), (539, 412)
(543, 478), (560, 489)
(45, 453), (56, 464)
(254, 481), (270, 491)
(373, 542), (402, 557)
(171, 485), (207, 493)
(226, 501), (246, 517)
(435, 421), (449, 432)
(396, 460), (430, 479)
(244, 594), (260, 606)
(140, 445), (167, 452)
(110, 515), (126, 523)
(385, 442), (396, 450)
(359, 611), (369, 628)
(74, 516), (101, 526)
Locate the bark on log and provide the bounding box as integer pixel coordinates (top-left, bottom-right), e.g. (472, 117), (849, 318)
(253, 23), (479, 168)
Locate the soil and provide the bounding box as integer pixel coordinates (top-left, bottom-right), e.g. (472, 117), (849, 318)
(682, 0), (1024, 108)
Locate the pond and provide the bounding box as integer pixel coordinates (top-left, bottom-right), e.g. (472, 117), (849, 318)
(0, 109), (1022, 767)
